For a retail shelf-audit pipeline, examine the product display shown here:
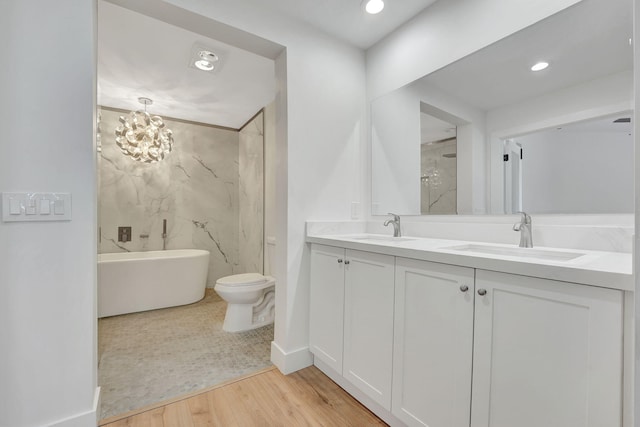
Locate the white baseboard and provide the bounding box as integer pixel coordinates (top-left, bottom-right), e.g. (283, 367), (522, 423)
(270, 341), (313, 374)
(48, 387), (101, 427)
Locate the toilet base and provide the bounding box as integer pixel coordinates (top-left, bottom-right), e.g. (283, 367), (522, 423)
(215, 276), (276, 333)
(222, 292), (275, 332)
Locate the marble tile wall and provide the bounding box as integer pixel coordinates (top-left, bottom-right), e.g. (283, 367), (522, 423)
(421, 139), (457, 214)
(98, 107), (240, 285)
(238, 112), (264, 274)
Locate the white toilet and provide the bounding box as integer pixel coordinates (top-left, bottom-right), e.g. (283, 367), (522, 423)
(214, 273), (275, 332)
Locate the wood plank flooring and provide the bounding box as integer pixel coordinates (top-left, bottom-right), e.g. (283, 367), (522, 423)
(100, 366), (387, 426)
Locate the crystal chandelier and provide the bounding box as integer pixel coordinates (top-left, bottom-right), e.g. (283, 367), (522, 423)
(115, 97), (174, 163)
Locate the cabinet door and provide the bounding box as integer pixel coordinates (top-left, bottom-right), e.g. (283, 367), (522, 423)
(343, 249), (395, 410)
(471, 270), (623, 427)
(393, 258), (475, 427)
(309, 244), (345, 373)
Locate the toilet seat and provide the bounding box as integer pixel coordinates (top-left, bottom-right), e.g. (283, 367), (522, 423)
(216, 273), (268, 287)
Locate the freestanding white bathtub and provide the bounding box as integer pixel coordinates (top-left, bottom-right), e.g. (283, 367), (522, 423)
(98, 249), (210, 318)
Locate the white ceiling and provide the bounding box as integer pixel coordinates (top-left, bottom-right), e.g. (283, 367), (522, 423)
(421, 0), (633, 112)
(99, 0), (633, 129)
(97, 1), (276, 128)
(253, 0), (439, 49)
(98, 0), (440, 128)
(543, 112), (632, 134)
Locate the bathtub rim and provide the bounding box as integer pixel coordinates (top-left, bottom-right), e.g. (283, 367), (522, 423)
(98, 249), (210, 263)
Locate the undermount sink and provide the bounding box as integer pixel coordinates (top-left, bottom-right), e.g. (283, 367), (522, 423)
(444, 243), (584, 262)
(350, 235), (416, 243)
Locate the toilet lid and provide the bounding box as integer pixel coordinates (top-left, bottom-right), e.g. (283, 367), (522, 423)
(216, 273), (268, 287)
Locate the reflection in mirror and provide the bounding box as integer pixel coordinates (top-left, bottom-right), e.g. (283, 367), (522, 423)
(503, 112), (633, 214)
(420, 112), (457, 214)
(370, 0), (633, 215)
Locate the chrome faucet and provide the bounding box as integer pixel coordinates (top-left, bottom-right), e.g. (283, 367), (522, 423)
(384, 213), (401, 237)
(162, 219), (167, 250)
(513, 211), (533, 248)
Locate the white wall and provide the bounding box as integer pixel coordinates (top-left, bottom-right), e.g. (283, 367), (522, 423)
(0, 1), (98, 426)
(517, 130), (633, 214)
(371, 85), (421, 215)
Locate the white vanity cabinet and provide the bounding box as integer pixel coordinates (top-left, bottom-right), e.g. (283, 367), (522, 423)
(309, 244), (346, 373)
(309, 244), (395, 410)
(308, 241), (626, 427)
(471, 270), (623, 427)
(343, 249), (395, 410)
(393, 258), (475, 427)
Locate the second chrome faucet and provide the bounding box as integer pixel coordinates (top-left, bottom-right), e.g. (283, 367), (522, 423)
(384, 213), (401, 237)
(513, 211), (533, 248)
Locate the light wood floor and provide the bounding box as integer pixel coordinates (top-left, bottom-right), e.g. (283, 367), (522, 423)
(100, 365), (387, 426)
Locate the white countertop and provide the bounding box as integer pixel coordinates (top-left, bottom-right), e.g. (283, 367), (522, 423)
(306, 234), (633, 291)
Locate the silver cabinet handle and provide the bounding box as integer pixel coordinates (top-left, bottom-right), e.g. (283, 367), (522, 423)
(460, 285), (469, 292)
(477, 289), (487, 296)
(337, 259), (343, 264)
(344, 260), (350, 265)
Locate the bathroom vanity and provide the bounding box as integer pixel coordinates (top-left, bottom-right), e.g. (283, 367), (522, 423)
(307, 233), (632, 427)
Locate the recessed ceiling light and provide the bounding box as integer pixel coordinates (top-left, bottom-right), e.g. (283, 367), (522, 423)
(531, 61), (549, 72)
(365, 0), (384, 14)
(195, 60), (215, 71)
(193, 50), (218, 72)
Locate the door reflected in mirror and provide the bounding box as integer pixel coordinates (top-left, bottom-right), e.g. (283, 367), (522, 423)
(502, 112), (633, 214)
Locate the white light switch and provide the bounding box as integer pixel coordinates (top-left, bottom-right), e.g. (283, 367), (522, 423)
(40, 199), (51, 215)
(54, 199), (65, 215)
(9, 198), (21, 215)
(26, 199), (36, 215)
(2, 192), (71, 222)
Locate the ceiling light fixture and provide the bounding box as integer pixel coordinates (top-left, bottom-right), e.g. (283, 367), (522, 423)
(193, 50), (218, 72)
(115, 97), (174, 163)
(530, 61), (549, 72)
(365, 0), (384, 14)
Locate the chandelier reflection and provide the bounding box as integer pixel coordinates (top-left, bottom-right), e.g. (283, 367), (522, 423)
(115, 97), (174, 163)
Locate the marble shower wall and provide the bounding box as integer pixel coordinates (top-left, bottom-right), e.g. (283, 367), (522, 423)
(98, 107), (240, 285)
(238, 112), (264, 274)
(421, 139), (457, 214)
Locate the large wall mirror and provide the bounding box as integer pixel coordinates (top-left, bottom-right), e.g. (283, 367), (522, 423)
(371, 0), (633, 216)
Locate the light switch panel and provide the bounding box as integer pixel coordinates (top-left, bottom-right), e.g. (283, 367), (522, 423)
(2, 192), (71, 222)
